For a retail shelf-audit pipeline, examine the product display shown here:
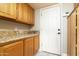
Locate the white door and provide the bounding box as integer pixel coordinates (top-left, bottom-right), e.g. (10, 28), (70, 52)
(40, 5), (61, 55)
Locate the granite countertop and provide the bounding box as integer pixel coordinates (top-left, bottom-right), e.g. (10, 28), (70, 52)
(0, 31), (39, 47)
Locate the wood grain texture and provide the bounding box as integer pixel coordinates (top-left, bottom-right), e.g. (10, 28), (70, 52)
(2, 41), (23, 56)
(74, 3), (79, 9)
(16, 4), (23, 22)
(24, 38), (34, 56)
(68, 10), (77, 56)
(77, 6), (79, 56)
(0, 3), (35, 25)
(9, 3), (16, 19)
(67, 16), (71, 56)
(0, 3), (16, 19)
(33, 36), (39, 55)
(70, 10), (76, 56)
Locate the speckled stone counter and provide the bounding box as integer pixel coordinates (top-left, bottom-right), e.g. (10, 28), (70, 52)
(0, 31), (39, 47)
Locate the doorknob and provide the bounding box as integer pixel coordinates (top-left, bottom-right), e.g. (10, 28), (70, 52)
(57, 32), (61, 34)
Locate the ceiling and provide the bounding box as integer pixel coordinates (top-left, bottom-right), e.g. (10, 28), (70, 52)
(29, 3), (57, 9)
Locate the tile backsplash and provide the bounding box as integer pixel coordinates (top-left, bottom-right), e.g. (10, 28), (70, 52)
(0, 19), (32, 31)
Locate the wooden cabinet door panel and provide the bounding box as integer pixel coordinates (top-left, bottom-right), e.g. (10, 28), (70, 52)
(3, 41), (23, 56)
(16, 4), (23, 22)
(0, 3), (9, 13)
(0, 3), (16, 19)
(33, 36), (39, 55)
(17, 3), (35, 24)
(24, 38), (34, 56)
(22, 4), (28, 23)
(0, 47), (5, 56)
(29, 7), (35, 24)
(9, 3), (16, 19)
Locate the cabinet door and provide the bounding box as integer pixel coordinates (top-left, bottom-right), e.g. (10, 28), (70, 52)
(67, 16), (71, 56)
(22, 4), (29, 23)
(9, 3), (16, 19)
(17, 4), (27, 23)
(0, 3), (9, 13)
(29, 6), (35, 24)
(0, 47), (4, 56)
(77, 6), (79, 56)
(22, 4), (34, 25)
(24, 38), (34, 56)
(0, 3), (11, 18)
(16, 4), (34, 25)
(3, 41), (23, 56)
(0, 3), (16, 19)
(16, 4), (23, 22)
(70, 11), (76, 56)
(33, 36), (39, 55)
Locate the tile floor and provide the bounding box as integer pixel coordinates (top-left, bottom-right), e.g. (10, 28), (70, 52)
(36, 51), (60, 56)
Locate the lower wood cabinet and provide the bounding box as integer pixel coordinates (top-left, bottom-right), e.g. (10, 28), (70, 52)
(0, 41), (23, 56)
(24, 35), (39, 56)
(0, 35), (39, 56)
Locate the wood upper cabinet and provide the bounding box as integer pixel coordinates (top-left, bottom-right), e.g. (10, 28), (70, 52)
(0, 3), (16, 19)
(9, 3), (16, 19)
(0, 3), (34, 25)
(17, 3), (35, 25)
(24, 37), (34, 56)
(22, 4), (29, 23)
(0, 3), (9, 13)
(2, 41), (23, 56)
(27, 5), (35, 24)
(0, 3), (11, 18)
(16, 4), (23, 22)
(29, 6), (35, 24)
(33, 36), (39, 55)
(22, 4), (34, 24)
